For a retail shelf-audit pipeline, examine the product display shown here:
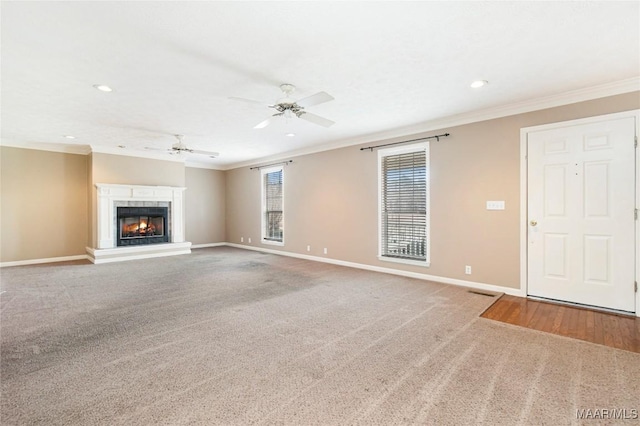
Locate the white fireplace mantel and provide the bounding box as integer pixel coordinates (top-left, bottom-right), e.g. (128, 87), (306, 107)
(87, 183), (191, 263)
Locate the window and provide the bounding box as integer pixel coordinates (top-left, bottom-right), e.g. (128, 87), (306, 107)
(378, 142), (429, 266)
(261, 166), (284, 244)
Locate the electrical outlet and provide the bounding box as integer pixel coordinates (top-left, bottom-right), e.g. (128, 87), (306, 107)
(241, 237), (244, 243)
(486, 201), (505, 210)
(323, 248), (328, 255)
(307, 245), (311, 252)
(248, 237), (252, 243)
(465, 265), (472, 275)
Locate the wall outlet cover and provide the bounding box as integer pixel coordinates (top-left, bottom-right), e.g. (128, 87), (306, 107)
(486, 201), (505, 210)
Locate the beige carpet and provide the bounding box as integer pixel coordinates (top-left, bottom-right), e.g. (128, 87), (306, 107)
(1, 247), (638, 425)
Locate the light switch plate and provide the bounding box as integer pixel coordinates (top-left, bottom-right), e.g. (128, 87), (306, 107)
(486, 201), (505, 210)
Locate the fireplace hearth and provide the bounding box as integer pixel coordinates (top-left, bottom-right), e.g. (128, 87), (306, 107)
(117, 207), (169, 246)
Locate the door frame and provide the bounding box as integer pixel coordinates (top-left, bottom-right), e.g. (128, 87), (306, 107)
(519, 110), (640, 317)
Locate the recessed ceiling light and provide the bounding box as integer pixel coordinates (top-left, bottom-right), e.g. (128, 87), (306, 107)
(286, 133), (296, 137)
(63, 135), (76, 139)
(470, 80), (488, 88)
(93, 84), (113, 92)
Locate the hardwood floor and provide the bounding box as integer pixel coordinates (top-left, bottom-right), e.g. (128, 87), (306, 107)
(481, 295), (640, 353)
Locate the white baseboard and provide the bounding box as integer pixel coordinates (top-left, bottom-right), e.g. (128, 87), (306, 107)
(191, 243), (226, 249)
(225, 243), (525, 297)
(0, 242), (525, 297)
(0, 254), (90, 268)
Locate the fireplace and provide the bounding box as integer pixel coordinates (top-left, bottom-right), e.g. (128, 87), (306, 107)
(116, 207), (169, 246)
(89, 183), (190, 264)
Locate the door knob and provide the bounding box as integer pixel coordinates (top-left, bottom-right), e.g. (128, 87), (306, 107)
(530, 220), (538, 226)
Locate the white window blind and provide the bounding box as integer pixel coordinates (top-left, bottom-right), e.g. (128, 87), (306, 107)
(263, 168), (283, 242)
(380, 147), (428, 262)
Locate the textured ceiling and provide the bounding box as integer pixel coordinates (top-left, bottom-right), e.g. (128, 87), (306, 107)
(1, 1), (639, 168)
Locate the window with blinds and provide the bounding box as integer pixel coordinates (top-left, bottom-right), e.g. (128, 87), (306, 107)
(379, 144), (429, 263)
(262, 167), (284, 243)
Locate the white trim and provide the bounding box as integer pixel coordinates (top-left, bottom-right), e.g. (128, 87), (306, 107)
(191, 242), (226, 249)
(260, 165), (285, 245)
(0, 140), (92, 155)
(0, 254), (89, 268)
(225, 77), (640, 171)
(377, 142), (430, 264)
(519, 126), (529, 310)
(86, 242), (192, 264)
(94, 183), (187, 249)
(0, 140), (226, 169)
(89, 145), (186, 163)
(0, 242), (525, 297)
(225, 243), (525, 297)
(3, 78), (637, 171)
(636, 109), (640, 318)
(520, 109), (640, 317)
(185, 162), (225, 171)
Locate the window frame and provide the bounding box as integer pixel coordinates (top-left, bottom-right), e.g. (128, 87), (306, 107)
(261, 165), (285, 246)
(377, 142), (430, 267)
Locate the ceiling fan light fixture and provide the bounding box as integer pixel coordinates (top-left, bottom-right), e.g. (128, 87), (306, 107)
(286, 133), (295, 137)
(238, 83), (334, 129)
(470, 80), (488, 88)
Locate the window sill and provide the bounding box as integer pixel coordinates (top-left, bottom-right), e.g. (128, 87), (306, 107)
(378, 256), (430, 268)
(262, 239), (284, 247)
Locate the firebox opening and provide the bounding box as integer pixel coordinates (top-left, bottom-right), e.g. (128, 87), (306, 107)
(117, 207), (169, 246)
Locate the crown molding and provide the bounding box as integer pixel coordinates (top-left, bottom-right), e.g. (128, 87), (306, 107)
(0, 139), (92, 155)
(394, 76), (640, 136)
(89, 145), (186, 163)
(4, 77), (638, 170)
(0, 139), (225, 167)
(223, 77), (640, 170)
(184, 161), (225, 171)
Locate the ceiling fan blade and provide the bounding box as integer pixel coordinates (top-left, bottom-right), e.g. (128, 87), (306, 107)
(228, 96), (264, 105)
(299, 112), (335, 128)
(296, 91), (334, 108)
(190, 150), (220, 158)
(254, 116), (273, 129)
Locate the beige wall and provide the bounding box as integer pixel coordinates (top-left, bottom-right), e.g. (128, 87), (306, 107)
(226, 92), (640, 290)
(91, 153), (185, 186)
(1, 149), (229, 262)
(185, 167), (226, 244)
(0, 147), (89, 262)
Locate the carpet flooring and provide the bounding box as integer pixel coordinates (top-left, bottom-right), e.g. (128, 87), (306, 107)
(1, 247), (639, 425)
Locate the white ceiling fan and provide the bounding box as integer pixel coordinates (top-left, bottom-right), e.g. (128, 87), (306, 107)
(231, 83), (335, 129)
(145, 134), (219, 158)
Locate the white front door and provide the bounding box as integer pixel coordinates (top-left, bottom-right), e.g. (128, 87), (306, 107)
(527, 116), (636, 312)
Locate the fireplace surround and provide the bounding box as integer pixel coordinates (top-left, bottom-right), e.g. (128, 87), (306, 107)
(86, 184), (191, 263)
